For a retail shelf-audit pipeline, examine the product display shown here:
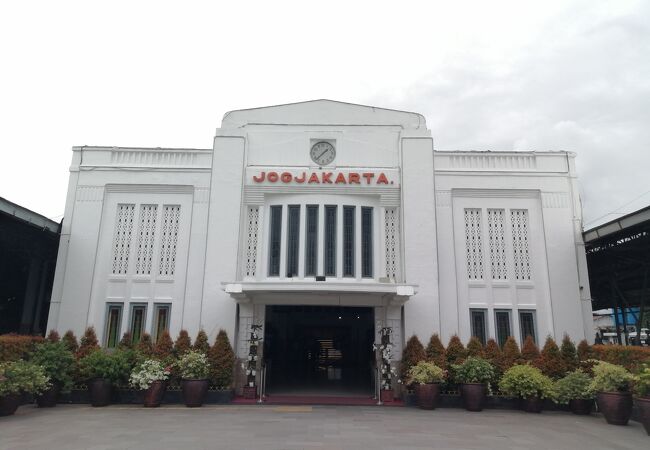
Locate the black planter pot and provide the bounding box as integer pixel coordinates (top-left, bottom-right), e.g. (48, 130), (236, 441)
(635, 397), (650, 436)
(460, 383), (486, 412)
(181, 379), (209, 407)
(415, 383), (440, 410)
(89, 378), (112, 407)
(569, 398), (593, 415)
(36, 383), (61, 408)
(597, 391), (632, 425)
(143, 381), (167, 407)
(522, 396), (543, 413)
(0, 394), (21, 416)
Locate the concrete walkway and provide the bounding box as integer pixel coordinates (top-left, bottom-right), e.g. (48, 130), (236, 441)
(0, 404), (647, 449)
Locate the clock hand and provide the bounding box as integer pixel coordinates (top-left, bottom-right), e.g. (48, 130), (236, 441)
(317, 149), (329, 160)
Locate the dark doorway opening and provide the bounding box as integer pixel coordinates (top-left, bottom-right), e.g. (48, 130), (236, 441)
(264, 305), (374, 396)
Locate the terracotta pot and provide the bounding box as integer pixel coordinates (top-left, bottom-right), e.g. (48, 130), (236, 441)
(0, 394), (21, 416)
(597, 391), (632, 425)
(242, 386), (257, 399)
(36, 383), (61, 408)
(460, 383), (486, 412)
(522, 396), (543, 413)
(181, 379), (208, 407)
(634, 397), (650, 435)
(569, 398), (593, 415)
(143, 381), (167, 407)
(380, 389), (394, 403)
(89, 378), (112, 407)
(415, 383), (439, 410)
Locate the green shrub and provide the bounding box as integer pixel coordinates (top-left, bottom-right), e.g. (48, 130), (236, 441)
(560, 334), (578, 373)
(453, 357), (495, 385)
(553, 369), (594, 404)
(499, 364), (553, 399)
(589, 360), (635, 393)
(635, 364), (650, 398)
(62, 330), (79, 353)
(401, 335), (426, 381)
(425, 334), (446, 368)
(466, 337), (484, 357)
(208, 330), (236, 389)
(176, 350), (210, 379)
(30, 341), (76, 393)
(78, 350), (131, 385)
(174, 330), (192, 356)
(193, 330), (210, 354)
(406, 361), (445, 385)
(0, 360), (50, 396)
(0, 334), (45, 362)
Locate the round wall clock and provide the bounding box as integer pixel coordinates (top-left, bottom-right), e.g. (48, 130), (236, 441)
(310, 141), (336, 166)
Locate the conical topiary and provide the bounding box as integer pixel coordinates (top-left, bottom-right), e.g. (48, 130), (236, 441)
(62, 330), (79, 353)
(536, 336), (566, 379)
(483, 338), (502, 368)
(46, 330), (60, 343)
(446, 335), (467, 366)
(560, 334), (578, 372)
(577, 339), (592, 361)
(118, 331), (133, 350)
(208, 329), (236, 389)
(77, 326), (100, 358)
(425, 334), (446, 368)
(466, 336), (484, 357)
(194, 329), (210, 354)
(153, 330), (174, 360)
(401, 335), (427, 381)
(174, 329), (192, 356)
(521, 335), (540, 361)
(499, 336), (521, 371)
(136, 332), (154, 357)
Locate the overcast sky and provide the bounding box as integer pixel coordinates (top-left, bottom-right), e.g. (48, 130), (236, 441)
(0, 0), (648, 228)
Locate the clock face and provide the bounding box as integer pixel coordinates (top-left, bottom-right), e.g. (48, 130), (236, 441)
(310, 141), (336, 166)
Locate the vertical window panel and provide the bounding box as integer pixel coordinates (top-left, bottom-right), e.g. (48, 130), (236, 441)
(470, 309), (487, 345)
(153, 304), (170, 343)
(286, 205), (300, 277)
(305, 205), (319, 276)
(343, 206), (355, 277)
(130, 304), (147, 344)
(495, 310), (512, 347)
(519, 310), (537, 343)
(105, 303), (123, 348)
(361, 207), (373, 278)
(324, 206), (337, 277)
(268, 206), (283, 276)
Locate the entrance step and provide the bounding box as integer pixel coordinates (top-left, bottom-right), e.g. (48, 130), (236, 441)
(232, 395), (404, 406)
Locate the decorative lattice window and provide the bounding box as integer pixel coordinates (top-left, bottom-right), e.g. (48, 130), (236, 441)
(487, 209), (507, 280)
(511, 209), (531, 280)
(384, 208), (399, 280)
(159, 205), (181, 276)
(464, 208), (483, 280)
(111, 204), (135, 274)
(245, 206), (259, 277)
(134, 204), (158, 275)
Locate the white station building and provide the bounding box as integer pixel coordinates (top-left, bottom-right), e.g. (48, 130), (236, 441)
(47, 100), (593, 392)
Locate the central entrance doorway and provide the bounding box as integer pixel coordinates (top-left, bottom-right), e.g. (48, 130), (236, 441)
(264, 305), (375, 396)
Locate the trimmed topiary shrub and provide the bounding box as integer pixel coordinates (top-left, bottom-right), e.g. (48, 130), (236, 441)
(46, 330), (60, 343)
(499, 337), (521, 371)
(193, 330), (210, 354)
(77, 327), (100, 359)
(577, 339), (593, 361)
(466, 337), (484, 358)
(446, 335), (467, 366)
(401, 335), (426, 381)
(136, 333), (154, 357)
(521, 335), (540, 362)
(174, 330), (192, 356)
(0, 334), (44, 362)
(62, 330), (79, 353)
(153, 330), (174, 361)
(208, 330), (235, 389)
(560, 334), (578, 373)
(536, 336), (566, 379)
(591, 345), (650, 372)
(425, 334), (446, 368)
(118, 332), (133, 350)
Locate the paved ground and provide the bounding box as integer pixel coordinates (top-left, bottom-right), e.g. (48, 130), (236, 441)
(0, 404), (647, 449)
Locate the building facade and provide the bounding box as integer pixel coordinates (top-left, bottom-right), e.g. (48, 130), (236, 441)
(47, 100), (593, 391)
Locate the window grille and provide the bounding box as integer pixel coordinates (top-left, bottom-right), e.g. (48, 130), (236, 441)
(286, 205), (300, 277)
(510, 209), (531, 280)
(384, 208), (399, 280)
(268, 206), (282, 276)
(111, 204), (135, 275)
(245, 206), (260, 277)
(343, 206), (355, 277)
(487, 209), (507, 280)
(495, 310), (512, 347)
(361, 207), (373, 278)
(135, 204), (158, 275)
(470, 309), (487, 345)
(324, 206), (337, 277)
(305, 205), (319, 276)
(158, 205), (181, 276)
(464, 208), (484, 280)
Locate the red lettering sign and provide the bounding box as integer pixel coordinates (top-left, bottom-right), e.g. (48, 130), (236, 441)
(251, 170), (393, 186)
(281, 172), (292, 183)
(377, 173), (389, 184)
(267, 172), (279, 182)
(308, 173), (320, 183)
(348, 173), (360, 184)
(335, 173), (347, 184)
(295, 172), (306, 183)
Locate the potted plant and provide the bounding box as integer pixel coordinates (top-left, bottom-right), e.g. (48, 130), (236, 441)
(454, 357), (495, 411)
(590, 361), (635, 425)
(552, 369), (595, 415)
(29, 341), (75, 407)
(407, 361), (445, 409)
(129, 359), (171, 407)
(176, 350), (210, 407)
(499, 364), (553, 413)
(0, 360), (50, 416)
(78, 350), (130, 407)
(634, 363), (650, 435)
